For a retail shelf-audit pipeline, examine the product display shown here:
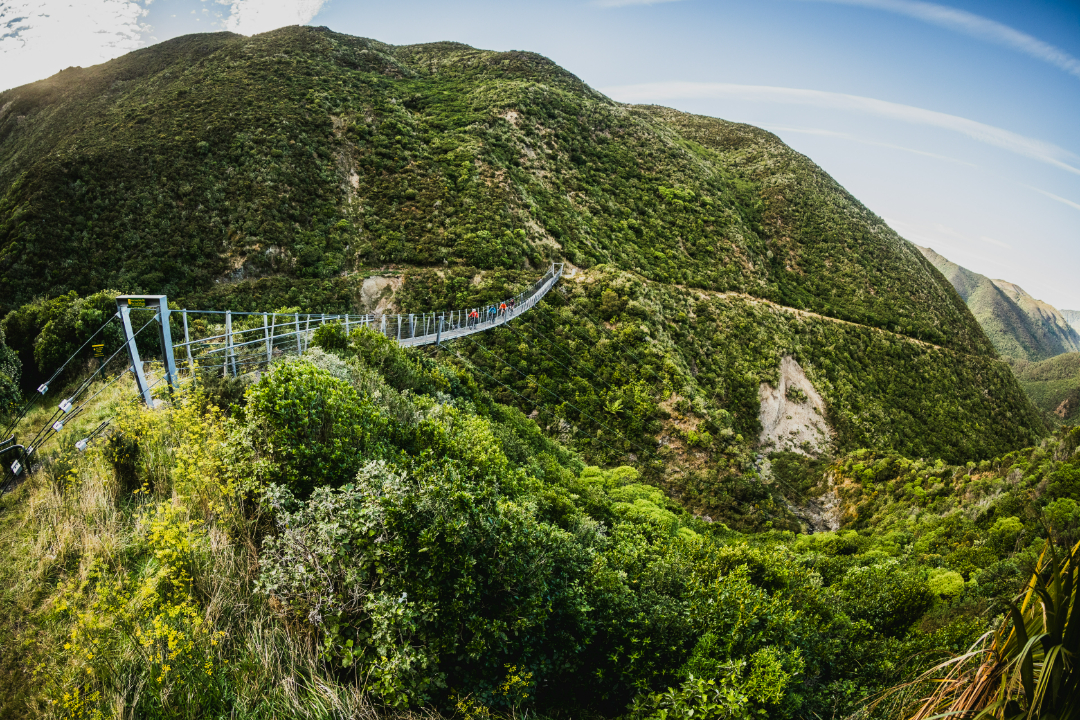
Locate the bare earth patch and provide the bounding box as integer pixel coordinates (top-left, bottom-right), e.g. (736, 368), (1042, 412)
(757, 355), (832, 455)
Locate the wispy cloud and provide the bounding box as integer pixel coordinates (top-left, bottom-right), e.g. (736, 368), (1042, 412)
(801, 0), (1080, 81)
(600, 81), (1080, 176)
(0, 0), (149, 92)
(593, 0), (685, 7)
(218, 0), (327, 36)
(761, 125), (977, 166)
(1027, 186), (1080, 213)
(979, 236), (1011, 250)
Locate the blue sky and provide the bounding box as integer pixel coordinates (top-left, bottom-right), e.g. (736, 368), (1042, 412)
(3, 0), (1079, 309)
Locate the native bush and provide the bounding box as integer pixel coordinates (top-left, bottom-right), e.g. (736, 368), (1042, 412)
(243, 361), (393, 496)
(837, 562), (934, 636)
(0, 324), (19, 415)
(257, 459), (597, 708)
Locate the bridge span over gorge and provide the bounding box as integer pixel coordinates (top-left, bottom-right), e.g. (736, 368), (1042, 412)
(1, 264), (564, 487)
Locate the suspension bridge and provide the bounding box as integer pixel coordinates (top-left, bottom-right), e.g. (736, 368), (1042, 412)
(1, 264), (563, 488)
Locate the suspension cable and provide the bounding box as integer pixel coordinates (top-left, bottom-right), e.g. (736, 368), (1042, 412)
(21, 313), (159, 457)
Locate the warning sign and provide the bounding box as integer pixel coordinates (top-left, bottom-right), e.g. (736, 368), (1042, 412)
(128, 298), (146, 308)
(92, 344), (105, 358)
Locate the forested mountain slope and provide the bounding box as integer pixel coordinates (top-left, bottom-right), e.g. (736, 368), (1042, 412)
(0, 27), (1044, 519)
(916, 245), (1080, 361)
(1011, 352), (1080, 426)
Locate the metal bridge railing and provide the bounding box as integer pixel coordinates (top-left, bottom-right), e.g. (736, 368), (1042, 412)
(116, 263), (564, 405)
(2, 264), (564, 487)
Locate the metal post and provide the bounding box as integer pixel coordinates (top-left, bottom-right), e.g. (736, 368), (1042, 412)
(345, 313), (350, 338)
(397, 315), (401, 341)
(295, 314), (301, 354)
(436, 316), (443, 346)
(263, 313), (271, 365)
(225, 311), (237, 377)
(410, 314), (415, 339)
(183, 310), (193, 370)
(119, 303), (153, 407)
(304, 315), (311, 351)
(158, 301), (178, 391)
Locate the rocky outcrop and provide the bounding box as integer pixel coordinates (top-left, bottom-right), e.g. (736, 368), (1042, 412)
(758, 355), (832, 456)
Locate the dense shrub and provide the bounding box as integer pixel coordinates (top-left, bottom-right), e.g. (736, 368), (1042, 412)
(837, 563), (934, 636)
(0, 324), (19, 415)
(243, 361), (393, 495)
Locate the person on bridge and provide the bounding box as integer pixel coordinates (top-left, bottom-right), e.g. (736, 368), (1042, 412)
(488, 305), (498, 322)
(469, 309), (479, 328)
(509, 298), (516, 315)
(498, 301), (508, 318)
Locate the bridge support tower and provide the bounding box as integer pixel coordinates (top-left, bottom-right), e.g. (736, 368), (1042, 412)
(116, 295), (179, 407)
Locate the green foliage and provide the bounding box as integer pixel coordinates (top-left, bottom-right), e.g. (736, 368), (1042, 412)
(0, 323), (19, 415)
(257, 461), (596, 707)
(628, 672), (750, 720)
(927, 569), (965, 598)
(243, 360), (393, 495)
(0, 289), (128, 390)
(837, 562), (934, 636)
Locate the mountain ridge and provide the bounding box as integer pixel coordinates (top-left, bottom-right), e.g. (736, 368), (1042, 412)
(915, 245), (1080, 362)
(0, 27), (1044, 507)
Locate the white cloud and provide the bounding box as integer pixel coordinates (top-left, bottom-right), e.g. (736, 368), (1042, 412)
(600, 81), (1080, 176)
(979, 235), (1011, 249)
(0, 0), (150, 91)
(593, 0), (684, 7)
(1027, 186), (1080, 213)
(761, 125), (976, 166)
(801, 0), (1080, 81)
(219, 0), (327, 36)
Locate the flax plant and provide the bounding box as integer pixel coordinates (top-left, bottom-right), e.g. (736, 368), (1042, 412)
(880, 540), (1078, 720)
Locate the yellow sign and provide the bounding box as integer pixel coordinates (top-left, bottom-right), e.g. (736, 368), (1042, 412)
(92, 344), (104, 358)
(128, 298), (146, 308)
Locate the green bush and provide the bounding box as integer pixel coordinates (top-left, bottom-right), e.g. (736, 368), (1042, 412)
(244, 361), (393, 496)
(257, 460), (596, 707)
(837, 562), (934, 636)
(927, 568), (965, 597)
(0, 324), (20, 415)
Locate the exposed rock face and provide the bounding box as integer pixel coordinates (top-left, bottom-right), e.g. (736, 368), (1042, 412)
(359, 275), (401, 314)
(758, 355), (832, 456)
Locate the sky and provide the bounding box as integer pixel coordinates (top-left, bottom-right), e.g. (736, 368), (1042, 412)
(2, 0), (1079, 310)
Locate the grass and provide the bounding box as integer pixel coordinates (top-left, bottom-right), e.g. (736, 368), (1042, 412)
(0, 380), (448, 720)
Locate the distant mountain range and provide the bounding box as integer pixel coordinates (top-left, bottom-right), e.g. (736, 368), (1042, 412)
(916, 246), (1080, 362)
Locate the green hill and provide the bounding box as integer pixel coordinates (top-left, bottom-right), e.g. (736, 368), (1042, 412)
(1010, 352), (1080, 426)
(916, 245), (1080, 361)
(0, 27), (1043, 519)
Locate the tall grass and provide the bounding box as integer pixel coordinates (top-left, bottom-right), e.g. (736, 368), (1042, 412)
(0, 379), (445, 719)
